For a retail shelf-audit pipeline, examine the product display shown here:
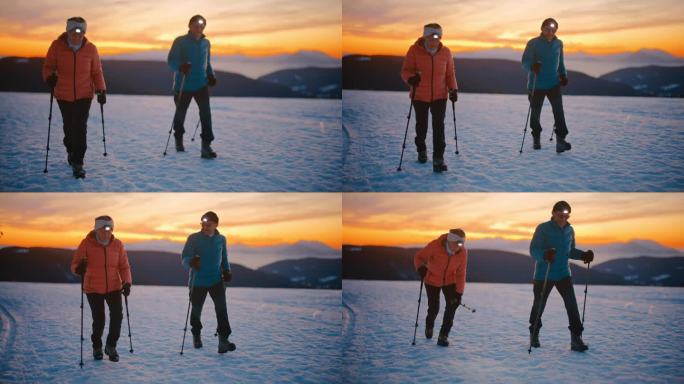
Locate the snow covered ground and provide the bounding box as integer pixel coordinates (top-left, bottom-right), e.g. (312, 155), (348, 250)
(0, 282), (342, 383)
(342, 91), (684, 191)
(342, 280), (684, 383)
(0, 92), (341, 191)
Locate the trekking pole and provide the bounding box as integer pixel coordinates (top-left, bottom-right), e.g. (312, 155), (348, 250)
(397, 72), (420, 172)
(100, 102), (108, 156)
(43, 87), (55, 173)
(529, 260), (551, 354)
(411, 278), (425, 346)
(180, 270), (195, 355)
(79, 272), (84, 368)
(190, 119), (200, 142)
(581, 262), (590, 325)
(460, 303), (475, 313)
(519, 70), (538, 154)
(124, 294), (134, 353)
(164, 73), (187, 156)
(452, 100), (459, 155)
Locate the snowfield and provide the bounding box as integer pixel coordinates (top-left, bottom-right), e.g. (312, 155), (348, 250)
(0, 282), (342, 383)
(342, 91), (684, 191)
(0, 92), (341, 192)
(342, 280), (684, 383)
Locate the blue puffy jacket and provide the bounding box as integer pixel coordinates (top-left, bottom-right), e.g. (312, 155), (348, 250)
(167, 32), (215, 92)
(181, 230), (230, 287)
(521, 35), (567, 90)
(529, 219), (584, 281)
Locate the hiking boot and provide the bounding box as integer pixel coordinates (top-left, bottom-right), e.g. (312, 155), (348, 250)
(425, 325), (433, 339)
(193, 333), (203, 348)
(104, 344), (119, 362)
(93, 345), (104, 360)
(530, 329), (540, 348)
(175, 136), (185, 152)
(570, 332), (588, 352)
(201, 140), (217, 159)
(418, 151), (428, 163)
(218, 335), (236, 353)
(72, 164), (86, 179)
(437, 332), (449, 347)
(556, 137), (572, 153)
(532, 134), (541, 150)
(433, 158), (447, 173)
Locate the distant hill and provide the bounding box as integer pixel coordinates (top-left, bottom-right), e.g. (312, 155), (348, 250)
(600, 66), (684, 97)
(258, 67), (341, 98)
(342, 55), (646, 96)
(0, 247), (340, 289)
(342, 245), (684, 286)
(257, 258), (342, 289)
(0, 57), (341, 99)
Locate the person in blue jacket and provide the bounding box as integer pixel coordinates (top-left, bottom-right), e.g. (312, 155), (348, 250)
(521, 18), (571, 153)
(167, 14), (217, 158)
(181, 211), (236, 353)
(528, 201), (594, 352)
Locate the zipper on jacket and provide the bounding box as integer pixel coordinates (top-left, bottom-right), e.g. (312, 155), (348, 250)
(104, 245), (109, 294)
(73, 51), (77, 101)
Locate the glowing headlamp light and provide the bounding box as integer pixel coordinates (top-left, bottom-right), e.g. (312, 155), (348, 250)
(202, 217), (209, 223)
(74, 28), (83, 34)
(431, 33), (440, 39)
(562, 209), (569, 214)
(104, 225), (112, 231)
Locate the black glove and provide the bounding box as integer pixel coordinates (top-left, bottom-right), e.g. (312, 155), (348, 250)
(46, 73), (58, 89)
(559, 74), (568, 87)
(449, 89), (458, 103)
(190, 255), (201, 270)
(452, 292), (463, 307)
(121, 282), (131, 297)
(582, 250), (594, 264)
(207, 74), (217, 87)
(543, 248), (556, 263)
(417, 265), (428, 279)
(408, 73), (421, 87)
(75, 260), (87, 276)
(531, 62), (542, 74)
(222, 269), (232, 283)
(179, 63), (192, 75)
(96, 90), (106, 105)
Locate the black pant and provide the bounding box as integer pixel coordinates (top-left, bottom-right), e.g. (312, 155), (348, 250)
(425, 283), (459, 337)
(528, 85), (568, 139)
(528, 276), (583, 335)
(173, 86), (214, 142)
(413, 99), (447, 160)
(190, 281), (231, 338)
(57, 98), (92, 165)
(86, 291), (123, 348)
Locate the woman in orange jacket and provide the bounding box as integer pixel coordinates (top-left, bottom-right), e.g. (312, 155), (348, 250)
(42, 17), (106, 179)
(400, 23), (458, 172)
(71, 215), (132, 362)
(414, 229), (468, 347)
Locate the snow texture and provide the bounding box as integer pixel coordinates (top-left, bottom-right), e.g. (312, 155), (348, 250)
(0, 282), (342, 383)
(342, 280), (684, 383)
(0, 92), (341, 191)
(342, 90), (684, 191)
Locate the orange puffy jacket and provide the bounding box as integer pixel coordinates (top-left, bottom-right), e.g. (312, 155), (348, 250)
(414, 234), (468, 293)
(401, 38), (458, 103)
(42, 33), (106, 102)
(71, 231), (132, 294)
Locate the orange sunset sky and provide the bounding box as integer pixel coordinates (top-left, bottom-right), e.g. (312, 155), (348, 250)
(0, 193), (342, 249)
(343, 0), (684, 57)
(343, 193), (684, 248)
(0, 0), (341, 58)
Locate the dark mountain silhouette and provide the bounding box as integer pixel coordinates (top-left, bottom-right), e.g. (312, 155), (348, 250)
(592, 256), (684, 286)
(257, 258), (341, 289)
(600, 66), (684, 97)
(343, 55), (646, 96)
(258, 67), (341, 98)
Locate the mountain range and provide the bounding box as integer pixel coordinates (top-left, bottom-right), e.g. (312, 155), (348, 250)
(0, 57), (341, 99)
(0, 246), (341, 289)
(342, 245), (684, 287)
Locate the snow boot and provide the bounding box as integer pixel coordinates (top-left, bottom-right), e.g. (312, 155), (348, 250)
(433, 158), (447, 173)
(570, 333), (588, 352)
(530, 328), (540, 348)
(532, 134), (541, 150)
(437, 332), (449, 347)
(425, 325), (433, 339)
(193, 333), (203, 349)
(72, 164), (86, 179)
(218, 335), (236, 353)
(104, 344), (119, 362)
(418, 151), (428, 164)
(556, 137), (572, 153)
(175, 135), (185, 152)
(201, 140), (217, 159)
(93, 345), (104, 360)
